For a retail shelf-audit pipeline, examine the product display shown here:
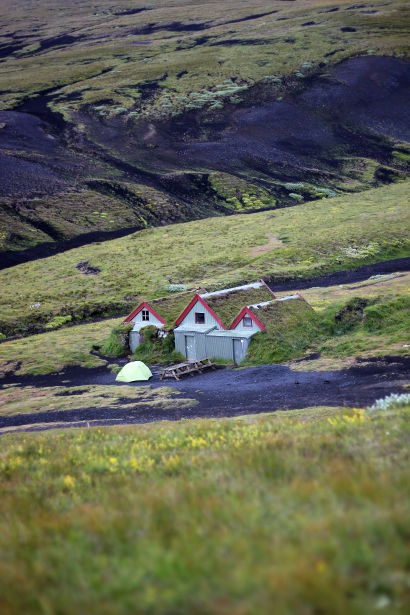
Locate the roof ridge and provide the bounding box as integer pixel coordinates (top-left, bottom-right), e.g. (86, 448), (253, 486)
(200, 281), (264, 298)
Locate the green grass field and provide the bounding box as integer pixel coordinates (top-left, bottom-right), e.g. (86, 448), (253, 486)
(1, 402), (409, 614)
(1, 181), (409, 338)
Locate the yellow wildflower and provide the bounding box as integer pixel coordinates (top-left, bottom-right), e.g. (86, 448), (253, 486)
(63, 475), (75, 489)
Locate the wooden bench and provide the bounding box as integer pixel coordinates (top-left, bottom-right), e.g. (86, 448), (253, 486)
(160, 359), (216, 381)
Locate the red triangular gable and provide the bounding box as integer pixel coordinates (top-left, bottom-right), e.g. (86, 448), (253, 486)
(175, 294), (226, 329)
(124, 301), (166, 325)
(229, 306), (266, 331)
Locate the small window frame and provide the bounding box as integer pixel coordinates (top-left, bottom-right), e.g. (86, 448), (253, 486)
(141, 309), (150, 322)
(195, 312), (205, 324)
(243, 315), (253, 328)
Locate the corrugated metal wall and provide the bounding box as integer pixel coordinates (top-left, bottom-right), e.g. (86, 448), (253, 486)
(205, 334), (234, 361)
(175, 330), (252, 364)
(129, 331), (141, 353)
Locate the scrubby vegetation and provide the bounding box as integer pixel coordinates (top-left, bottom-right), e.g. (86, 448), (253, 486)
(99, 323), (133, 358)
(0, 384), (193, 418)
(1, 403), (409, 613)
(1, 1), (409, 254)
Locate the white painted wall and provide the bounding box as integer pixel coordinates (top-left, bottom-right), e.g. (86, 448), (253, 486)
(231, 314), (263, 333)
(179, 299), (223, 329)
(131, 309), (164, 331)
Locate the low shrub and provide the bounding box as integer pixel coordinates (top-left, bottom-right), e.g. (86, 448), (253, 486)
(133, 328), (184, 364)
(368, 393), (410, 412)
(165, 284), (188, 293)
(288, 192), (304, 202)
(44, 315), (72, 331)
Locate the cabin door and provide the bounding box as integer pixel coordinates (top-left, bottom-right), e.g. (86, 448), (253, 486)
(233, 338), (245, 365)
(185, 335), (196, 361)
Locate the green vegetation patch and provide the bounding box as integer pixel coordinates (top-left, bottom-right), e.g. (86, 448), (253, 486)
(99, 323), (132, 358)
(1, 181), (408, 338)
(0, 403), (409, 613)
(132, 327), (185, 365)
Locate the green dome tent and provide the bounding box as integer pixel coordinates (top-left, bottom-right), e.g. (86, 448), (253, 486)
(116, 361), (153, 383)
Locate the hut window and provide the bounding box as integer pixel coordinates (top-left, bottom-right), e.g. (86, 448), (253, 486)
(243, 316), (253, 327)
(195, 312), (205, 324)
(142, 309), (150, 322)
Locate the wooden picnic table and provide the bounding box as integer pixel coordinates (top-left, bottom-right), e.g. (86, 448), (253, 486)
(160, 359), (216, 381)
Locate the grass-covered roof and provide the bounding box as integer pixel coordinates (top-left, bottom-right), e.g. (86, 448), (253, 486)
(244, 296), (318, 364)
(202, 283), (274, 327)
(146, 292), (199, 328)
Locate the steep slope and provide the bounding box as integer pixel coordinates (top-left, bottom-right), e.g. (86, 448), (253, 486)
(0, 0), (409, 259)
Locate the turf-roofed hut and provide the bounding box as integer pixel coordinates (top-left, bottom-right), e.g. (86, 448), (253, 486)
(124, 290), (205, 351)
(174, 281), (276, 364)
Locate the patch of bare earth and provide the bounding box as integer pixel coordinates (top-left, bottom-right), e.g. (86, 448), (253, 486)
(249, 234), (284, 256)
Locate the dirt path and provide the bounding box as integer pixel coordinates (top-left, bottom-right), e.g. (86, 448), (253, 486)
(1, 356), (408, 432)
(264, 257), (410, 292)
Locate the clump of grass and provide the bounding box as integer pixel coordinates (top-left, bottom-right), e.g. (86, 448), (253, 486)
(99, 323), (133, 358)
(288, 192), (304, 202)
(44, 315), (72, 331)
(164, 283), (188, 293)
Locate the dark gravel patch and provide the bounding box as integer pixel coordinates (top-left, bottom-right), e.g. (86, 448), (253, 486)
(1, 356), (408, 432)
(264, 257), (410, 292)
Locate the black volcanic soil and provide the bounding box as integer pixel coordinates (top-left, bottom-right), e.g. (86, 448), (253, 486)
(110, 56), (410, 175)
(265, 257), (410, 292)
(0, 356), (408, 432)
(1, 55), (409, 260)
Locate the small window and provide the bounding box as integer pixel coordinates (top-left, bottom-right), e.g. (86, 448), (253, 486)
(243, 316), (253, 328)
(141, 309), (150, 322)
(195, 312), (205, 324)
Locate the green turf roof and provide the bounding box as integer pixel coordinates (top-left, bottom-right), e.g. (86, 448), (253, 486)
(203, 285), (274, 327)
(250, 295), (315, 331)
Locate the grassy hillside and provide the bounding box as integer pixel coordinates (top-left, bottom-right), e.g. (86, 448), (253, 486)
(0, 181), (409, 338)
(1, 401), (409, 613)
(1, 0), (409, 254)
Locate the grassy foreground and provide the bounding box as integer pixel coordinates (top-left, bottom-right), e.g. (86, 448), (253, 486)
(1, 404), (409, 614)
(1, 181), (409, 337)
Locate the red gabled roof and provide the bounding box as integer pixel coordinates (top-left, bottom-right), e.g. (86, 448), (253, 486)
(175, 294), (226, 329)
(124, 301), (166, 325)
(229, 306), (266, 332)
